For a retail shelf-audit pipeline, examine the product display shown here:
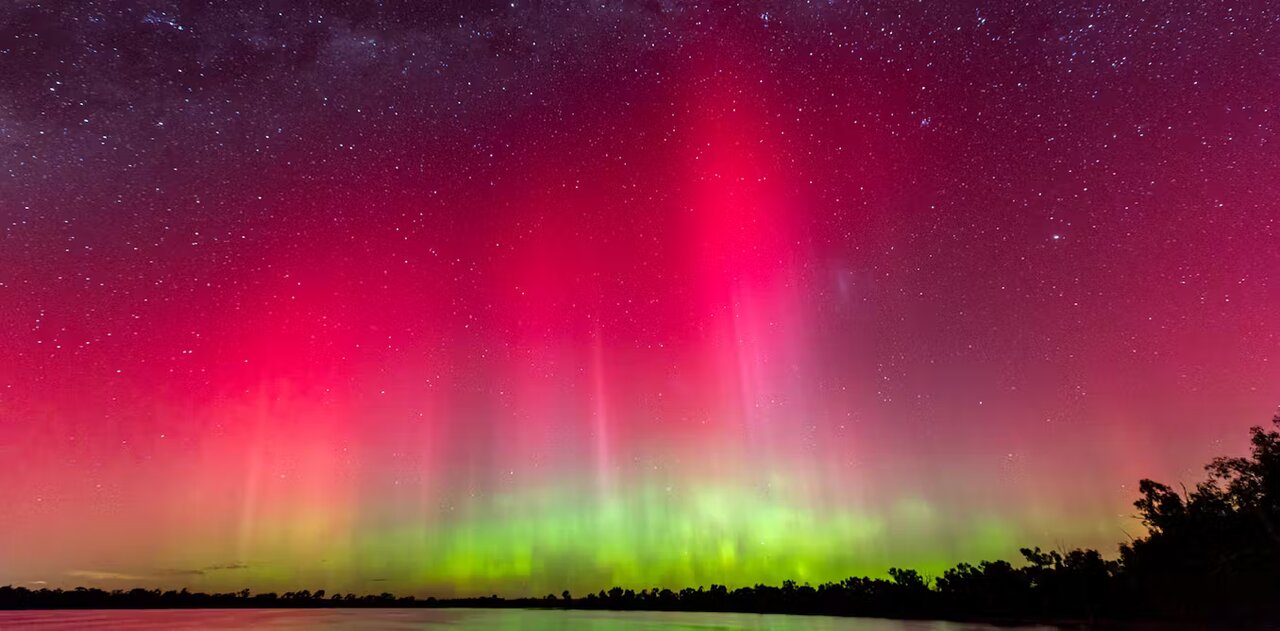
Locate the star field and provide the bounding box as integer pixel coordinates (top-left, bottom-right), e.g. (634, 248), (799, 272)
(1, 0), (1278, 595)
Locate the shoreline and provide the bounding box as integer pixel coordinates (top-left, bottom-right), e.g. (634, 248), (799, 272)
(0, 603), (1234, 629)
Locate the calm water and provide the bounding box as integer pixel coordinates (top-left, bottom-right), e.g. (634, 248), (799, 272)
(0, 608), (1062, 630)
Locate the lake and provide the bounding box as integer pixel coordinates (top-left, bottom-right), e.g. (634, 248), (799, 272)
(0, 608), (1062, 630)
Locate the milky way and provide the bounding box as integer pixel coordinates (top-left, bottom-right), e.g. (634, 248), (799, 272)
(1, 1), (1278, 595)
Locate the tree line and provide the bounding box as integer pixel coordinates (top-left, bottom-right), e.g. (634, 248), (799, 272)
(3, 415), (1278, 624)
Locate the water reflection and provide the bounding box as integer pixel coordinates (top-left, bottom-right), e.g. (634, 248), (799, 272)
(0, 608), (1062, 630)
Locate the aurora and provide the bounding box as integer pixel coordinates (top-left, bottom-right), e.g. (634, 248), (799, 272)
(1, 0), (1276, 599)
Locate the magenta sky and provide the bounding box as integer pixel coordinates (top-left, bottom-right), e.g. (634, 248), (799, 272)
(1, 1), (1278, 596)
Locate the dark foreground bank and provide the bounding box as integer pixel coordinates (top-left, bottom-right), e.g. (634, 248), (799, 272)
(0, 609), (1073, 631)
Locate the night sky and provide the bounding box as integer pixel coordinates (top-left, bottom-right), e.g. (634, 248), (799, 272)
(2, 1), (1278, 596)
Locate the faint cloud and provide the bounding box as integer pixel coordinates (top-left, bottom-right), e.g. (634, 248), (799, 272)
(158, 568), (205, 577)
(202, 563), (249, 571)
(67, 570), (149, 581)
